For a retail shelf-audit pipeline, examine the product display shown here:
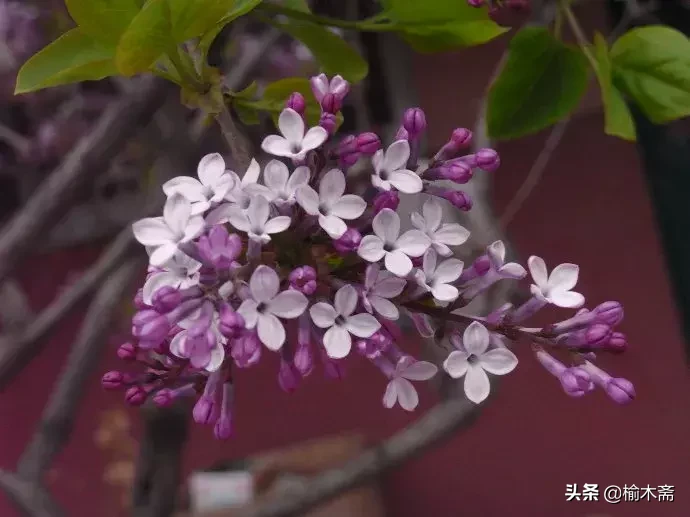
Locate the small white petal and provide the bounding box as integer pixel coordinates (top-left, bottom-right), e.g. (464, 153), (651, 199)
(371, 174), (390, 191)
(132, 218), (174, 246)
(369, 296), (399, 320)
(389, 169), (423, 194)
(242, 158), (262, 185)
(169, 332), (186, 358)
(549, 290), (585, 308)
(278, 108), (305, 144)
(310, 303), (337, 328)
(480, 348), (518, 375)
(330, 195), (366, 220)
(410, 212), (426, 231)
(205, 345), (225, 372)
(383, 380), (398, 409)
(548, 263), (579, 291)
(422, 248), (437, 276)
(395, 230), (431, 257)
(319, 168), (346, 206)
(264, 216), (291, 234)
(528, 255), (549, 288)
(301, 126), (328, 151)
(372, 208), (400, 243)
(434, 223), (470, 246)
(261, 135), (293, 157)
(422, 199), (443, 231)
(372, 149), (384, 174)
(323, 325), (352, 359)
(197, 153), (226, 185)
(433, 258), (464, 284)
(257, 313), (286, 350)
(142, 272), (179, 305)
(296, 185), (321, 215)
(345, 313), (381, 338)
(358, 235), (385, 263)
(401, 360), (438, 381)
(249, 265), (280, 303)
(464, 365), (490, 404)
(163, 194), (192, 236)
(205, 203), (238, 225)
(227, 210), (251, 233)
(443, 350), (469, 378)
(431, 283), (459, 302)
(385, 251), (413, 277)
(500, 262), (527, 279)
(269, 290), (308, 318)
(318, 214), (347, 239)
(247, 195), (270, 227)
(182, 216), (205, 242)
(463, 321), (490, 356)
(162, 177), (205, 202)
(149, 243), (178, 267)
(487, 241), (507, 269)
(395, 378), (419, 411)
(383, 140), (410, 171)
(334, 284), (358, 317)
(408, 310), (436, 338)
(364, 263), (380, 290)
(237, 299), (259, 328)
(286, 166), (310, 193)
(372, 275), (406, 298)
(263, 160), (289, 192)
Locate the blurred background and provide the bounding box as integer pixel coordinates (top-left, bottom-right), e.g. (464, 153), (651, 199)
(1, 1), (689, 516)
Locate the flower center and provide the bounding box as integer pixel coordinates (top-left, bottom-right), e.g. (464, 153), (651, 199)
(379, 169), (390, 181)
(468, 354), (479, 365)
(291, 143), (302, 154)
(202, 185), (214, 198)
(383, 242), (396, 252)
(318, 203), (330, 216)
(256, 302), (267, 314)
(335, 315), (346, 326)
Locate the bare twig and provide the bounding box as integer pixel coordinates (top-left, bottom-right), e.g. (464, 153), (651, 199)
(0, 77), (168, 285)
(0, 469), (64, 517)
(215, 106), (254, 171)
(17, 259), (143, 482)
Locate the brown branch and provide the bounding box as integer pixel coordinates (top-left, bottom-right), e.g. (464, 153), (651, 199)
(237, 397), (479, 517)
(0, 77), (168, 285)
(17, 258), (143, 483)
(0, 469), (64, 517)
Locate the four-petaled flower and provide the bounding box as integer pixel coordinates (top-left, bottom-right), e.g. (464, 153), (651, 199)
(411, 198), (470, 256)
(358, 208), (431, 277)
(238, 266), (308, 350)
(361, 263), (407, 320)
(443, 321), (518, 404)
(162, 153), (235, 215)
(262, 159), (310, 208)
(228, 195), (291, 244)
(205, 158), (271, 224)
(460, 240), (526, 299)
(371, 140), (423, 193)
(261, 108), (328, 160)
(169, 323), (226, 372)
(142, 252), (201, 305)
(310, 284), (381, 359)
(528, 256), (585, 308)
(296, 168), (366, 238)
(414, 249), (463, 302)
(383, 356), (438, 411)
(132, 194), (205, 266)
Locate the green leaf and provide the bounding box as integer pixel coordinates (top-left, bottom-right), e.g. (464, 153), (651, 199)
(116, 0), (172, 76)
(169, 0), (262, 42)
(277, 20), (368, 82)
(233, 101), (261, 125)
(15, 28), (118, 94)
(487, 27), (588, 140)
(197, 0), (264, 60)
(231, 81), (259, 99)
(592, 33), (636, 141)
(610, 25), (690, 124)
(401, 21), (508, 52)
(65, 0), (141, 44)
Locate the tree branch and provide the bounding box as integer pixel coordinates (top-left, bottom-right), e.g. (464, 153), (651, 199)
(0, 469), (64, 517)
(0, 77), (168, 285)
(17, 258), (143, 483)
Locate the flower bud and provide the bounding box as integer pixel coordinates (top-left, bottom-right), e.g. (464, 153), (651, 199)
(333, 228), (362, 254)
(403, 108), (427, 138)
(134, 288), (148, 310)
(606, 332), (628, 353)
(152, 286), (182, 313)
(372, 190), (400, 214)
(321, 92), (342, 114)
(125, 386), (148, 406)
(102, 371), (127, 390)
(605, 378), (636, 404)
(214, 414), (233, 440)
(559, 367), (594, 397)
(394, 126), (409, 141)
(475, 148), (500, 172)
(355, 132), (381, 155)
(219, 305), (245, 339)
(288, 266), (318, 295)
(440, 190), (473, 211)
(335, 135), (360, 168)
(294, 343), (314, 376)
(439, 161), (473, 183)
(192, 396), (218, 425)
(197, 226), (242, 269)
(117, 342), (138, 361)
(594, 301), (624, 327)
(278, 360), (300, 393)
(286, 92), (306, 114)
(319, 112), (337, 135)
(152, 389), (174, 408)
(132, 309), (170, 349)
(231, 330), (261, 368)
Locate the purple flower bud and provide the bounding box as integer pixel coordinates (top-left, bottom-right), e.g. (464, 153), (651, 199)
(433, 128), (473, 162)
(288, 266), (317, 295)
(231, 330), (261, 368)
(373, 191), (400, 215)
(214, 415), (233, 440)
(606, 332), (628, 353)
(319, 112), (337, 135)
(333, 228), (362, 254)
(153, 389), (174, 408)
(152, 286), (182, 313)
(132, 310), (170, 349)
(193, 396), (218, 425)
(117, 342), (138, 361)
(323, 357), (345, 380)
(294, 343), (314, 376)
(329, 75), (350, 98)
(435, 161), (473, 183)
(559, 367), (594, 397)
(439, 189), (473, 211)
(336, 135), (360, 168)
(197, 226), (242, 270)
(310, 74), (330, 103)
(584, 324), (613, 346)
(467, 0), (485, 6)
(594, 301), (624, 327)
(605, 378), (636, 404)
(102, 371), (127, 390)
(134, 288), (148, 310)
(475, 148), (500, 172)
(321, 92), (342, 114)
(403, 108), (427, 137)
(395, 126), (409, 141)
(219, 305), (246, 339)
(355, 132), (381, 155)
(278, 360), (300, 393)
(286, 92), (306, 114)
(125, 386), (148, 406)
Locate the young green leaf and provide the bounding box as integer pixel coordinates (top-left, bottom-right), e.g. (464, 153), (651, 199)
(65, 0), (141, 45)
(277, 21), (368, 82)
(116, 0), (172, 76)
(610, 25), (690, 124)
(233, 101), (262, 125)
(197, 0), (265, 61)
(15, 28), (118, 94)
(487, 27), (588, 140)
(263, 77), (323, 125)
(592, 33), (636, 141)
(401, 21), (508, 52)
(168, 0), (262, 42)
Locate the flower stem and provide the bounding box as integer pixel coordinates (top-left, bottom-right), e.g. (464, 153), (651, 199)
(214, 103), (253, 171)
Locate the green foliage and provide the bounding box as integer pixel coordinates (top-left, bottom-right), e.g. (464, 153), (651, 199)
(65, 0), (140, 44)
(197, 0), (264, 60)
(610, 25), (690, 124)
(592, 34), (636, 141)
(487, 27), (588, 140)
(168, 0), (261, 42)
(15, 28), (118, 94)
(116, 0), (172, 76)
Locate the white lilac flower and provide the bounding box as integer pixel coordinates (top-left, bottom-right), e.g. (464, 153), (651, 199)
(460, 240), (526, 299)
(411, 198), (470, 256)
(414, 249), (463, 302)
(383, 356), (438, 411)
(371, 140), (423, 194)
(262, 159), (310, 207)
(357, 208), (431, 277)
(205, 158), (271, 225)
(162, 153), (235, 215)
(228, 195), (291, 244)
(310, 284), (380, 359)
(296, 168), (366, 238)
(142, 252), (201, 305)
(170, 318), (226, 373)
(261, 108), (328, 160)
(528, 256), (585, 309)
(443, 321), (518, 404)
(132, 194), (205, 267)
(361, 263), (407, 320)
(237, 266), (308, 351)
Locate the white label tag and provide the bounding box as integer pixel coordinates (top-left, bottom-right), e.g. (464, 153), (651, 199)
(189, 471), (255, 514)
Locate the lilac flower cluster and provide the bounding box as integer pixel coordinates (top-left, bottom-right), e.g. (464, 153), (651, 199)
(103, 74), (634, 438)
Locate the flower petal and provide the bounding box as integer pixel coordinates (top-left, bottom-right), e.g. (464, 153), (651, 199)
(330, 195), (366, 220)
(528, 255), (549, 289)
(286, 166), (310, 194)
(301, 126), (328, 151)
(431, 283), (459, 302)
(310, 303), (337, 328)
(385, 250), (413, 277)
(296, 185), (320, 215)
(369, 296), (399, 320)
(205, 344), (225, 372)
(149, 243), (178, 267)
(487, 241), (506, 269)
(408, 310), (436, 338)
(247, 194), (270, 227)
(237, 299), (259, 328)
(410, 212), (425, 231)
(422, 199), (443, 231)
(278, 108), (305, 144)
(372, 208), (400, 243)
(334, 284), (358, 317)
(242, 158), (261, 185)
(389, 169), (422, 194)
(402, 360), (438, 381)
(480, 348), (518, 375)
(345, 313), (381, 337)
(464, 364), (490, 404)
(142, 272), (179, 305)
(499, 262), (527, 279)
(396, 230), (431, 257)
(323, 325), (352, 359)
(422, 249), (437, 276)
(163, 194), (192, 236)
(198, 153), (226, 185)
(249, 265), (280, 302)
(261, 135), (293, 157)
(268, 290), (308, 319)
(182, 215), (205, 242)
(443, 350), (469, 378)
(373, 275), (406, 298)
(132, 217), (174, 246)
(463, 321), (490, 355)
(434, 223), (470, 246)
(263, 160), (289, 192)
(257, 313), (285, 351)
(433, 258), (464, 284)
(318, 214), (347, 239)
(549, 290), (585, 309)
(227, 209), (251, 233)
(383, 140), (410, 171)
(396, 378), (419, 411)
(357, 235), (385, 263)
(372, 149), (384, 174)
(383, 380), (398, 409)
(264, 216), (291, 234)
(319, 168), (346, 206)
(205, 203), (238, 225)
(364, 263), (380, 290)
(169, 332), (186, 358)
(162, 176), (205, 202)
(548, 263), (579, 291)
